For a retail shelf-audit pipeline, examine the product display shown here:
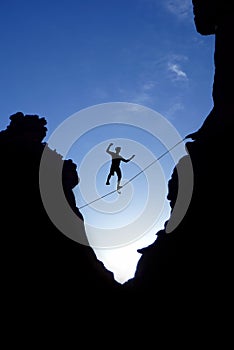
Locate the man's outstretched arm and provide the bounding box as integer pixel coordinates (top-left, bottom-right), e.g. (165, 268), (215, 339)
(122, 154), (135, 163)
(106, 143), (113, 154)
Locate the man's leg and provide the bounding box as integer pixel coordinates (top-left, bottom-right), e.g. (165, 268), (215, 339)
(116, 168), (122, 190)
(106, 173), (111, 185)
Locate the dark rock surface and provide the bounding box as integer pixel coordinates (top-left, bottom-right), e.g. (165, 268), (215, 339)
(1, 1), (233, 312)
(122, 1), (234, 306)
(0, 112), (121, 305)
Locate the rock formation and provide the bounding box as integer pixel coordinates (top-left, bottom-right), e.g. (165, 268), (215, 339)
(122, 1), (234, 307)
(0, 112), (121, 304)
(1, 1), (233, 310)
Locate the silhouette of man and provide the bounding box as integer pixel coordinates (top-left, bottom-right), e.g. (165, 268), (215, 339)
(105, 143), (135, 191)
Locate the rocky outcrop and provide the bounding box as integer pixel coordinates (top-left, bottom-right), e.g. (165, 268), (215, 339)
(2, 1), (233, 308)
(0, 112), (120, 303)
(122, 0), (234, 304)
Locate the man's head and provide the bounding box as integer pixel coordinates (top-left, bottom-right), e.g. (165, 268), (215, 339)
(115, 146), (121, 153)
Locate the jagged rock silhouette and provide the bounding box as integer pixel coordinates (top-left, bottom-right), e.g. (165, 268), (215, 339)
(1, 1), (234, 311)
(0, 112), (121, 303)
(122, 0), (234, 306)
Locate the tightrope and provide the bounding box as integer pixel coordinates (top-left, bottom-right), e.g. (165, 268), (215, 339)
(78, 137), (186, 210)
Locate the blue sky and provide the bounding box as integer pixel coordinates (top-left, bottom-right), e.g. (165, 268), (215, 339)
(0, 0), (215, 283)
(0, 0), (215, 135)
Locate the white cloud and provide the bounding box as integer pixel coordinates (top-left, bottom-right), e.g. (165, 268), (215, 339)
(139, 0), (192, 20)
(118, 79), (157, 106)
(168, 62), (188, 81)
(165, 102), (185, 119)
(169, 53), (189, 62)
(165, 0), (192, 19)
(132, 79), (158, 104)
(132, 91), (153, 105)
